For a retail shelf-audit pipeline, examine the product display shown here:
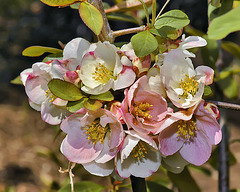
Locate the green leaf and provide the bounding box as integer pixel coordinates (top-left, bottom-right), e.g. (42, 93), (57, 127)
(107, 13), (139, 24)
(79, 2), (103, 35)
(22, 46), (63, 57)
(89, 91), (114, 101)
(58, 181), (104, 192)
(131, 30), (158, 57)
(188, 165), (212, 176)
(210, 0), (221, 7)
(138, 0), (150, 24)
(208, 5), (240, 40)
(208, 0), (233, 21)
(149, 28), (167, 37)
(222, 41), (240, 60)
(184, 26), (205, 37)
(168, 167), (201, 192)
(229, 189), (240, 192)
(40, 0), (78, 7)
(10, 76), (23, 85)
(48, 79), (85, 101)
(201, 36), (219, 68)
(146, 181), (173, 192)
(83, 99), (102, 111)
(217, 75), (238, 99)
(42, 53), (63, 63)
(67, 97), (88, 113)
(70, 2), (80, 9)
(203, 85), (213, 97)
(154, 10), (190, 30)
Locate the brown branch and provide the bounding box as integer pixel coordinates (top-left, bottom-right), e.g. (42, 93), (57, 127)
(113, 26), (146, 38)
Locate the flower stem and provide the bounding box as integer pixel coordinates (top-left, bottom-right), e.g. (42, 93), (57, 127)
(130, 175), (147, 192)
(207, 100), (240, 110)
(155, 0), (171, 21)
(113, 26), (146, 38)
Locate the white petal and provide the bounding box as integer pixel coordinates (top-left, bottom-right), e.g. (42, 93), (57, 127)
(20, 68), (33, 86)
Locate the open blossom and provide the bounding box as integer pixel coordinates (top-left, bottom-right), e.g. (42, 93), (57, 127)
(160, 49), (214, 109)
(20, 61), (71, 125)
(79, 41), (136, 95)
(60, 108), (124, 176)
(121, 75), (168, 134)
(116, 130), (161, 178)
(158, 100), (222, 166)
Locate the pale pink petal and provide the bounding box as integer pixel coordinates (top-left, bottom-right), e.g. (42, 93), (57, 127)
(29, 100), (41, 111)
(196, 66), (214, 85)
(158, 122), (184, 156)
(20, 68), (33, 86)
(53, 98), (68, 107)
(180, 130), (211, 166)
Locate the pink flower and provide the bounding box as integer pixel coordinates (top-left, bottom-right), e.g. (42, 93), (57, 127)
(116, 130), (161, 178)
(121, 75), (168, 134)
(158, 100), (222, 166)
(60, 108), (124, 175)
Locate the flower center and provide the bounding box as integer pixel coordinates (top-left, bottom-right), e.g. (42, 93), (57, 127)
(133, 102), (152, 119)
(179, 74), (199, 98)
(177, 120), (197, 139)
(131, 141), (148, 161)
(92, 63), (114, 84)
(45, 89), (56, 103)
(84, 118), (110, 145)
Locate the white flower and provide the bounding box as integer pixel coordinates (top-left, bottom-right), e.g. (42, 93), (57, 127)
(160, 49), (214, 109)
(79, 41), (136, 95)
(116, 130), (161, 178)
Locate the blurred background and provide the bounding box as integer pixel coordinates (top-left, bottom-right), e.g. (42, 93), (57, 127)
(0, 0), (240, 191)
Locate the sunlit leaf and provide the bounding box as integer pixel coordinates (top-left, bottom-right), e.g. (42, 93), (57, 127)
(203, 85), (213, 97)
(79, 2), (103, 35)
(70, 2), (80, 9)
(22, 46), (63, 57)
(208, 0), (233, 21)
(146, 181), (173, 192)
(131, 30), (158, 57)
(208, 5), (240, 40)
(222, 41), (240, 60)
(168, 167), (201, 192)
(83, 99), (102, 111)
(67, 97), (88, 113)
(48, 79), (85, 101)
(40, 0), (79, 7)
(58, 181), (104, 192)
(89, 91), (114, 101)
(10, 76), (23, 85)
(154, 10), (190, 30)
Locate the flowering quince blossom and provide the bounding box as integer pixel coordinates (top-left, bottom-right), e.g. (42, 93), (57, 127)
(60, 108), (124, 176)
(20, 60), (71, 125)
(158, 100), (222, 166)
(160, 49), (214, 109)
(121, 75), (169, 134)
(79, 41), (136, 95)
(116, 130), (161, 178)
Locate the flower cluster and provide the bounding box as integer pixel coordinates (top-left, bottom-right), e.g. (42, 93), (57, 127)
(20, 35), (222, 178)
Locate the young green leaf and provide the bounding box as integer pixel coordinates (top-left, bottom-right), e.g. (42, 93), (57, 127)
(131, 30), (158, 57)
(138, 0), (150, 24)
(221, 41), (240, 60)
(79, 2), (103, 35)
(83, 99), (102, 111)
(154, 10), (190, 30)
(22, 46), (63, 57)
(10, 76), (23, 85)
(70, 2), (80, 9)
(208, 5), (240, 40)
(48, 79), (85, 101)
(203, 85), (213, 97)
(106, 13), (139, 24)
(59, 181), (104, 192)
(89, 91), (114, 101)
(67, 98), (88, 113)
(40, 0), (78, 7)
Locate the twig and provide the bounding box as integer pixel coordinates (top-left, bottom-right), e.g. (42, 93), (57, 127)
(113, 26), (146, 38)
(155, 0), (170, 21)
(207, 100), (240, 111)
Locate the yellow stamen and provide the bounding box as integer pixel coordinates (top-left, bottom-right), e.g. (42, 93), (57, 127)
(131, 141), (148, 161)
(133, 102), (152, 119)
(177, 120), (197, 139)
(179, 74), (199, 98)
(45, 89), (56, 103)
(84, 118), (110, 145)
(92, 63), (115, 84)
